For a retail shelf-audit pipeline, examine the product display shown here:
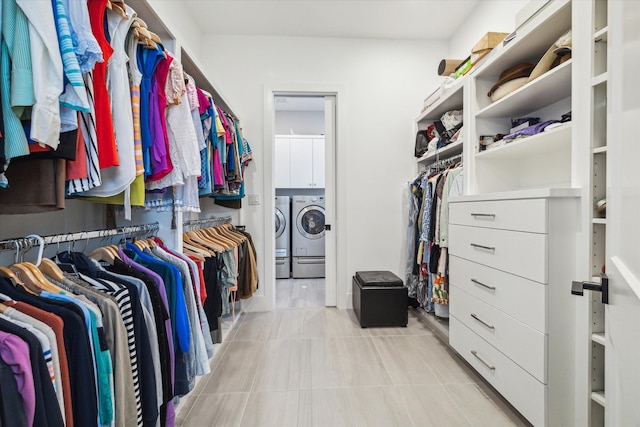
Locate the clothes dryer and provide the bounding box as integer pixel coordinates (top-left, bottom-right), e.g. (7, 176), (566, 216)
(291, 195), (325, 278)
(275, 196), (290, 279)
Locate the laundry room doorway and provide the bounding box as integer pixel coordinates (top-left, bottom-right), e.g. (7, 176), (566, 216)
(270, 92), (338, 309)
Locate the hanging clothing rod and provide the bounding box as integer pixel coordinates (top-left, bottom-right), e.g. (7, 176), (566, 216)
(0, 222), (160, 252)
(183, 216), (233, 231)
(430, 153), (463, 170)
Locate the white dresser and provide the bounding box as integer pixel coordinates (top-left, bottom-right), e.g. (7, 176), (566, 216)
(448, 190), (579, 427)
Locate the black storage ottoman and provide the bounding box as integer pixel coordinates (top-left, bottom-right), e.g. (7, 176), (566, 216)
(352, 271), (408, 328)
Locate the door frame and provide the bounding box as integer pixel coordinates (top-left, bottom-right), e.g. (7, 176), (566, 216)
(264, 84), (347, 310)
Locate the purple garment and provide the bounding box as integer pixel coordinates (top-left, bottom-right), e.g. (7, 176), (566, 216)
(0, 331), (35, 427)
(147, 55), (173, 181)
(118, 248), (176, 426)
(503, 120), (559, 140)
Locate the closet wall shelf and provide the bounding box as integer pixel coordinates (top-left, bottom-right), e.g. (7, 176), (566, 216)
(592, 332), (606, 346)
(418, 140), (464, 165)
(591, 73), (608, 87)
(450, 187), (580, 203)
(476, 60), (572, 119)
(591, 391), (606, 407)
(475, 123), (571, 162)
(594, 27), (608, 42)
(471, 0), (571, 79)
(416, 80), (464, 125)
(593, 146), (608, 154)
(592, 218), (607, 225)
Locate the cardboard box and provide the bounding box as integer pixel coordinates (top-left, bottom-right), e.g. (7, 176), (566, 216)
(472, 32), (510, 53)
(471, 48), (492, 64)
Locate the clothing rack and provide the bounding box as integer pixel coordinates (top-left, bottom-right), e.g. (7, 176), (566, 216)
(183, 216), (233, 231)
(429, 153), (463, 171)
(0, 222), (160, 253)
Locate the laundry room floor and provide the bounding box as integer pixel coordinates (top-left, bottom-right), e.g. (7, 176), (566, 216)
(276, 278), (326, 309)
(175, 302), (532, 426)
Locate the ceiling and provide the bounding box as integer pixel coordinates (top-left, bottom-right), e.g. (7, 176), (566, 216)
(183, 1), (480, 40)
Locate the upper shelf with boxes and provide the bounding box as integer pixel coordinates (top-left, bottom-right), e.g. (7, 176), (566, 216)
(414, 30), (510, 167)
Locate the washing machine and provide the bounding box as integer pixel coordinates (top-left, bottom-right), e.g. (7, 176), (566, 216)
(291, 195), (325, 278)
(275, 196), (290, 279)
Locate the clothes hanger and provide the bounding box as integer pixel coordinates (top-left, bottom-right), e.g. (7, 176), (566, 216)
(181, 244), (207, 262)
(38, 258), (66, 282)
(107, 0), (128, 18)
(88, 246), (117, 265)
(199, 227), (235, 249)
(9, 264), (42, 295)
(183, 232), (219, 254)
(216, 224), (246, 244)
(15, 235), (63, 293)
(0, 266), (22, 286)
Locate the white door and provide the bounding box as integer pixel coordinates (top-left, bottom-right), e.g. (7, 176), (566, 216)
(312, 137), (325, 188)
(290, 138), (313, 188)
(606, 2), (640, 425)
(274, 138), (291, 188)
(323, 96), (336, 306)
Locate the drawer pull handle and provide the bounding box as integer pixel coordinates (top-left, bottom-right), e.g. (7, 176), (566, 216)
(471, 278), (496, 290)
(470, 243), (495, 251)
(470, 213), (496, 218)
(471, 313), (495, 330)
(471, 350), (496, 370)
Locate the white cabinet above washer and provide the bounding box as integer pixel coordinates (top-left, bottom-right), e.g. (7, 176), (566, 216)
(275, 135), (325, 189)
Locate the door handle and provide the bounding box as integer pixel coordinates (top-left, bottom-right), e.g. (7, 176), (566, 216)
(572, 273), (609, 304)
(470, 243), (495, 251)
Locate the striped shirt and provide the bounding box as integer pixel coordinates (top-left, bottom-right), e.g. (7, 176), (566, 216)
(80, 273), (144, 427)
(1, 0), (32, 161)
(53, 0), (90, 112)
(67, 71), (102, 194)
(127, 21), (145, 176)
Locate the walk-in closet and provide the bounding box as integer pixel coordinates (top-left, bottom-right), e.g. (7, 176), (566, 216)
(0, 0), (638, 426)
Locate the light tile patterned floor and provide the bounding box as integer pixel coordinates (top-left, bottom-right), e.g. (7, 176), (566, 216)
(177, 299), (532, 426)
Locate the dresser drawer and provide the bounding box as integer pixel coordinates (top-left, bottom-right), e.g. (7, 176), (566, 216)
(449, 199), (548, 233)
(449, 224), (548, 283)
(450, 256), (547, 332)
(450, 287), (547, 382)
(450, 317), (545, 427)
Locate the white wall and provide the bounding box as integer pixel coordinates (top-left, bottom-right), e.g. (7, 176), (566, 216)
(448, 0), (530, 59)
(275, 111), (325, 135)
(198, 34), (447, 310)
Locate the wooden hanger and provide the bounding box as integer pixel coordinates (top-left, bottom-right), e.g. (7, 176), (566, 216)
(0, 266), (22, 286)
(182, 244), (206, 262)
(183, 232), (219, 254)
(107, 0), (128, 18)
(199, 227), (235, 249)
(19, 262), (64, 293)
(134, 239), (149, 251)
(38, 258), (66, 282)
(89, 246), (117, 265)
(9, 264), (42, 295)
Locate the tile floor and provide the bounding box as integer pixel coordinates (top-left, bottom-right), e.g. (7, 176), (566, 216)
(176, 300), (532, 426)
(275, 278), (326, 309)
